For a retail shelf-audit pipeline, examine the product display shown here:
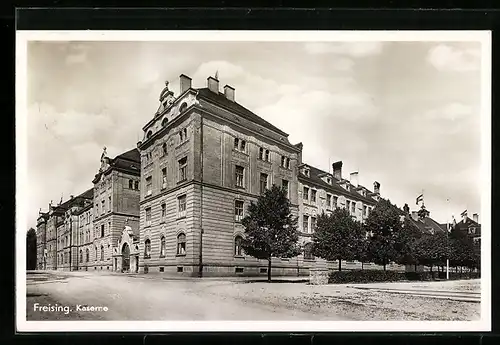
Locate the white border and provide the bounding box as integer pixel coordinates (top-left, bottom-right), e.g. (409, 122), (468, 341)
(16, 30), (492, 333)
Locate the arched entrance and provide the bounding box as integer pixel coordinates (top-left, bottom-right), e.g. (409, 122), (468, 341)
(122, 243), (130, 272)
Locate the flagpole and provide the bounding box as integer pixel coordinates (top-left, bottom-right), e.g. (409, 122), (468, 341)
(446, 197), (450, 280)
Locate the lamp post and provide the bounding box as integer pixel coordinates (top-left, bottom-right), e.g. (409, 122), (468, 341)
(446, 198), (450, 280)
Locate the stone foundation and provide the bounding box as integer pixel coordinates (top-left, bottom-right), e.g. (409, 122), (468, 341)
(309, 269), (329, 285)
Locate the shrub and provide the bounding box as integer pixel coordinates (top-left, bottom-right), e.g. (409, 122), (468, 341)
(328, 269), (404, 284)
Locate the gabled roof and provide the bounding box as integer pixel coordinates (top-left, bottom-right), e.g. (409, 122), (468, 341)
(196, 88), (289, 137)
(299, 164), (377, 205)
(93, 148), (140, 183)
(457, 216), (480, 227)
(409, 216), (446, 235)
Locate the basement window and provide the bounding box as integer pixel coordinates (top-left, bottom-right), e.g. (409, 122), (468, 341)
(159, 267), (164, 272)
(235, 267), (244, 273)
(260, 268), (268, 274)
(177, 266), (184, 273)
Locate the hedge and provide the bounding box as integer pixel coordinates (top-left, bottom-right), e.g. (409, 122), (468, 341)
(328, 270), (481, 284)
(328, 270), (404, 284)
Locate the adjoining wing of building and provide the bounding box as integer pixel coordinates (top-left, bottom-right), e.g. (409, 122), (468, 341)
(33, 73), (449, 276)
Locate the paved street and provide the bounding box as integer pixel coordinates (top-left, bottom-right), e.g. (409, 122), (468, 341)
(26, 271), (481, 321)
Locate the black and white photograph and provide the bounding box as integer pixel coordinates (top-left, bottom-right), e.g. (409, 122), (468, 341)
(16, 31), (491, 332)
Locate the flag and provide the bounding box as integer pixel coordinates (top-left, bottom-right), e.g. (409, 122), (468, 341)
(460, 209), (467, 217)
(416, 194), (424, 205)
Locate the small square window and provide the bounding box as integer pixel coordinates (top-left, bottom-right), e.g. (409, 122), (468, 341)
(159, 267), (164, 272)
(177, 266), (184, 273)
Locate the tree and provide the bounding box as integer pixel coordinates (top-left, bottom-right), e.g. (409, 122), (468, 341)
(312, 208), (363, 272)
(364, 199), (402, 271)
(241, 184), (301, 282)
(414, 231), (450, 276)
(26, 228), (37, 270)
(394, 217), (422, 269)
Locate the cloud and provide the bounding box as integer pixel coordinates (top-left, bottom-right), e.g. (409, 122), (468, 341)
(426, 44), (481, 72)
(304, 42), (384, 57)
(423, 102), (474, 121)
(65, 52), (87, 64)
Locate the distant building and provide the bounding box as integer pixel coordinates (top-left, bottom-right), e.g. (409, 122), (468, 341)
(455, 212), (481, 254)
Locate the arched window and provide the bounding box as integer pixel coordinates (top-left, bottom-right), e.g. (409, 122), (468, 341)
(161, 117), (168, 127)
(144, 239), (151, 258)
(234, 236), (243, 257)
(86, 248), (89, 262)
(304, 242), (314, 260)
(162, 142), (167, 156)
(160, 236), (166, 257)
(177, 233), (186, 255)
(179, 102), (188, 113)
(146, 130), (152, 139)
(100, 245), (104, 261)
(80, 250), (83, 263)
(95, 246), (98, 261)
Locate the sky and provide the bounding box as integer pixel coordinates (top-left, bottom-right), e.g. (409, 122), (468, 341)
(25, 39), (484, 228)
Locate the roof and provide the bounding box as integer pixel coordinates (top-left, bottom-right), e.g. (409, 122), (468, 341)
(409, 216), (447, 235)
(299, 164), (378, 205)
(196, 88), (289, 137)
(457, 217), (481, 228)
(78, 188), (94, 200)
(115, 148), (140, 162)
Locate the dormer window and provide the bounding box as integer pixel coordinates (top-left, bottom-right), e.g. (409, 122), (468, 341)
(179, 102), (188, 113)
(304, 169), (310, 177)
(161, 117), (168, 127)
(327, 177), (332, 184)
(146, 130), (152, 139)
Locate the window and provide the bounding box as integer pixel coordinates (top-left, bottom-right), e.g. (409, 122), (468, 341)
(303, 215), (309, 233)
(100, 245), (104, 261)
(108, 222), (111, 235)
(134, 181), (139, 190)
(311, 190), (317, 203)
(144, 239), (151, 259)
(145, 207), (152, 227)
(101, 224), (104, 238)
(281, 156), (290, 169)
(161, 167), (167, 189)
(259, 147), (264, 160)
(177, 233), (186, 255)
(178, 195), (187, 218)
(234, 138), (246, 152)
(235, 200), (244, 222)
(304, 243), (314, 260)
(108, 196), (111, 212)
(327, 177), (332, 184)
(162, 142), (167, 156)
(234, 236), (243, 256)
(333, 196), (338, 208)
(101, 200), (105, 214)
(363, 205), (368, 216)
(346, 200), (350, 211)
(179, 131), (183, 142)
(311, 217), (317, 232)
(327, 194), (332, 208)
(282, 179), (289, 198)
(351, 202), (356, 215)
(161, 203), (166, 221)
(178, 157), (187, 182)
(161, 117), (168, 127)
(179, 102), (188, 113)
(265, 149), (270, 162)
(146, 131), (152, 139)
(260, 173), (268, 194)
(179, 128), (188, 143)
(160, 236), (166, 257)
(146, 176), (152, 196)
(235, 165), (244, 188)
(129, 180), (133, 189)
(86, 248), (89, 262)
(304, 169), (310, 177)
(303, 187), (309, 202)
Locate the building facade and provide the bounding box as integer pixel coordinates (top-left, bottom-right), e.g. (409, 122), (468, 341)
(35, 72), (393, 277)
(36, 212), (49, 270)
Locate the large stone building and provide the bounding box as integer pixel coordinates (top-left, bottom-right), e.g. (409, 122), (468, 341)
(35, 72), (387, 276)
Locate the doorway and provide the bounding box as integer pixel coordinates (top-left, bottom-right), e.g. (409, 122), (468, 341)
(121, 243), (130, 272)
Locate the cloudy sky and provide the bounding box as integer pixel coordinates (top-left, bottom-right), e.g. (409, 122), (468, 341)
(26, 38), (484, 228)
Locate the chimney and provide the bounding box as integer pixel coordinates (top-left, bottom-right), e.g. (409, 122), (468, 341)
(473, 213), (479, 223)
(295, 142), (303, 164)
(207, 76), (219, 94)
(224, 85), (235, 102)
(350, 172), (359, 188)
(411, 211), (418, 221)
(179, 74), (192, 94)
(332, 161), (343, 180)
(373, 181), (380, 194)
